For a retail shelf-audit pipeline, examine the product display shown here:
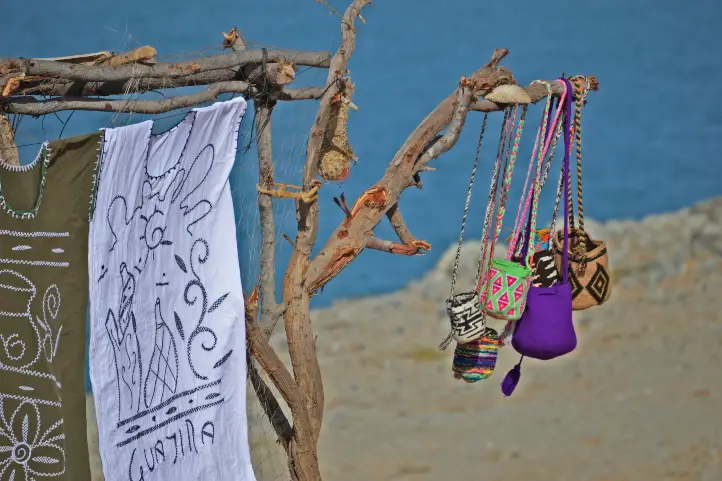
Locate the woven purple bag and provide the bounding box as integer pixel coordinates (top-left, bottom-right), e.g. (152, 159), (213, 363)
(502, 78), (577, 396)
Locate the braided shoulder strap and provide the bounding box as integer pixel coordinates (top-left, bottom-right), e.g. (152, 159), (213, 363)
(447, 113), (489, 300)
(509, 80), (565, 265)
(565, 75), (592, 233)
(473, 107), (514, 295)
(475, 105), (528, 293)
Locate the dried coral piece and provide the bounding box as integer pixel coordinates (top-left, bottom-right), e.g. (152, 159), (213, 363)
(1, 74), (24, 98)
(318, 77), (357, 182)
(104, 46), (157, 67)
(484, 84), (532, 104)
(222, 27), (241, 49)
(271, 60), (296, 85)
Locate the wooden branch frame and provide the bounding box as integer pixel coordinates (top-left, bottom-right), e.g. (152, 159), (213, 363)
(4, 83), (324, 115)
(0, 48), (329, 83)
(1, 6), (598, 479)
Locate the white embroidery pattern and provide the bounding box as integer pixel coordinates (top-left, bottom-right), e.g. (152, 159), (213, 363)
(0, 231), (69, 238)
(0, 233), (69, 479)
(0, 259), (69, 268)
(0, 399), (66, 480)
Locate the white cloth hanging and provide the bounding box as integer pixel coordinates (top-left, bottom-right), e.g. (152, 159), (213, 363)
(88, 96), (256, 481)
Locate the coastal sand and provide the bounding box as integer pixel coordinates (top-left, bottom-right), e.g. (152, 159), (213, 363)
(87, 197), (722, 480)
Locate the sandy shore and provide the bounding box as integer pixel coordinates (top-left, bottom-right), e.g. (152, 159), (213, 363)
(87, 197), (722, 481)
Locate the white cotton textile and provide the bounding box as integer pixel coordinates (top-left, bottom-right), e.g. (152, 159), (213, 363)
(89, 97), (256, 481)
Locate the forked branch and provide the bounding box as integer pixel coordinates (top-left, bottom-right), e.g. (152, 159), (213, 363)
(305, 70), (491, 294)
(281, 0), (372, 452)
(304, 51), (595, 296)
(385, 203), (432, 251)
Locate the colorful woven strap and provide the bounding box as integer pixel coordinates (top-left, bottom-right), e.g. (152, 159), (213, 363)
(475, 105), (527, 293)
(523, 81), (562, 263)
(508, 91), (557, 259)
(513, 108), (564, 256)
(509, 80), (566, 266)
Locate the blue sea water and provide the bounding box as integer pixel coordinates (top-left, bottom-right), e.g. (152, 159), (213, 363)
(2, 0), (721, 391)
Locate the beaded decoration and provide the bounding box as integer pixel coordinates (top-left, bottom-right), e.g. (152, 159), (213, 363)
(89, 133), (105, 221)
(0, 142), (51, 220)
(452, 329), (501, 382)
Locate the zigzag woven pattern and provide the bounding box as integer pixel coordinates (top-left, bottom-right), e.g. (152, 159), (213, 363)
(484, 263), (532, 320)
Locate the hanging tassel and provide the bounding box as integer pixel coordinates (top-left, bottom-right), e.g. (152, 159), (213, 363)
(501, 356), (524, 396)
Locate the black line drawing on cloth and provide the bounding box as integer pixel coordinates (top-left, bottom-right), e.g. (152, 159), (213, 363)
(105, 263), (144, 420)
(118, 399), (223, 448)
(117, 380), (220, 430)
(101, 141), (216, 282)
(176, 239), (232, 381)
(127, 417), (217, 480)
(143, 298), (179, 409)
(96, 120), (243, 466)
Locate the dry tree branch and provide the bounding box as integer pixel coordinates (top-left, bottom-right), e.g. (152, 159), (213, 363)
(281, 0), (372, 449)
(303, 51), (591, 296)
(4, 82), (324, 115)
(366, 237), (428, 256)
(0, 48), (330, 83)
(244, 293), (294, 453)
(303, 55), (509, 294)
(247, 359), (293, 453)
(245, 308), (317, 474)
(254, 98), (288, 338)
(413, 77), (475, 173)
(385, 203), (417, 245)
(10, 69), (315, 99)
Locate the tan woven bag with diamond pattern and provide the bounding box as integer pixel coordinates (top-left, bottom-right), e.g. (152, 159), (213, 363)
(550, 76), (611, 310)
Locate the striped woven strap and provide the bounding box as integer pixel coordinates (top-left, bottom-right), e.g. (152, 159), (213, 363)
(567, 75), (591, 233)
(475, 105), (527, 293)
(509, 80), (566, 266)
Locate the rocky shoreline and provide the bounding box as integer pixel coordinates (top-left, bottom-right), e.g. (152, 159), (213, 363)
(87, 197), (722, 481)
